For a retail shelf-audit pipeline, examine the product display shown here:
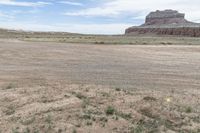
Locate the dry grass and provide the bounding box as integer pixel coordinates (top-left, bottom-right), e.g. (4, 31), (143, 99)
(1, 28), (200, 45)
(0, 84), (199, 133)
(22, 35), (200, 45)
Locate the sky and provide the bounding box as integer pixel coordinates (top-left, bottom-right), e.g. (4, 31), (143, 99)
(0, 0), (200, 34)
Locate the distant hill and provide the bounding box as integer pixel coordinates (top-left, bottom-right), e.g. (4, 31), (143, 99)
(0, 28), (81, 38)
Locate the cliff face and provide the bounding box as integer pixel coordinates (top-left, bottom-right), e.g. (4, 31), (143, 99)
(143, 10), (188, 26)
(125, 27), (200, 37)
(125, 10), (200, 37)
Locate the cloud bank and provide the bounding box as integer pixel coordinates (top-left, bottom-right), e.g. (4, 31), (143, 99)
(0, 0), (50, 7)
(64, 0), (200, 21)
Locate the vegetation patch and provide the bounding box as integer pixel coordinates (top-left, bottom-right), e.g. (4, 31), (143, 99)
(105, 106), (116, 115)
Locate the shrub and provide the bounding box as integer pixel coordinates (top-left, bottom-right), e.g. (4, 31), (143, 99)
(185, 107), (192, 113)
(105, 106), (115, 115)
(75, 93), (86, 100)
(5, 83), (15, 90)
(115, 88), (121, 91)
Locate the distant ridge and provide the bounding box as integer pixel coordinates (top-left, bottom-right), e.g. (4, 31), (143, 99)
(0, 28), (82, 38)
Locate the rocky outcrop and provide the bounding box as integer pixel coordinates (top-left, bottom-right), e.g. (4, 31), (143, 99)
(125, 10), (200, 37)
(143, 10), (189, 26)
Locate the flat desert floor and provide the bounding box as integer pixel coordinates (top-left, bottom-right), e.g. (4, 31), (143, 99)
(0, 39), (199, 133)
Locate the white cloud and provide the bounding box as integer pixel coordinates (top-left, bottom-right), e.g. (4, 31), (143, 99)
(64, 0), (200, 22)
(0, 11), (9, 18)
(0, 0), (51, 7)
(0, 11), (14, 19)
(59, 1), (83, 6)
(64, 7), (120, 16)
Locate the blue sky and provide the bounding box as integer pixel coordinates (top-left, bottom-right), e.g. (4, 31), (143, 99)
(0, 0), (200, 34)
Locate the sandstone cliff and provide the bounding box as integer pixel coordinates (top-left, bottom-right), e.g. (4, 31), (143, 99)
(125, 10), (200, 37)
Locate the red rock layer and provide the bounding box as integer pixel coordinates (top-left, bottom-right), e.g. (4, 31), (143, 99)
(125, 27), (200, 37)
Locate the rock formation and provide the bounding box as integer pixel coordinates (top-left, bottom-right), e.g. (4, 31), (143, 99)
(125, 10), (200, 37)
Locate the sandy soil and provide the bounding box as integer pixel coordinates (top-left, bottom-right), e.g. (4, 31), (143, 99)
(0, 39), (199, 133)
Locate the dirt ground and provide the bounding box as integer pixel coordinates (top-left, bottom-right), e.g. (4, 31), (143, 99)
(0, 39), (199, 133)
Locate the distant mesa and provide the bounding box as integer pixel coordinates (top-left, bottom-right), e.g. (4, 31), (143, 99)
(125, 10), (200, 37)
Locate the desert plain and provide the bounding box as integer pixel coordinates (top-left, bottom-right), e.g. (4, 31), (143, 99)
(0, 34), (200, 133)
